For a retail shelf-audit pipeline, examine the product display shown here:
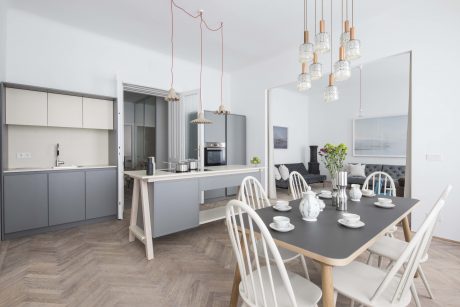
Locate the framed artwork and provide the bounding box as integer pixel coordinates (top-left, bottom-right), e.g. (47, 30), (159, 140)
(273, 126), (288, 149)
(353, 115), (408, 157)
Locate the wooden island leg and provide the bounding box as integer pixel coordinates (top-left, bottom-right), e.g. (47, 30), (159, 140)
(229, 265), (241, 307)
(321, 263), (335, 307)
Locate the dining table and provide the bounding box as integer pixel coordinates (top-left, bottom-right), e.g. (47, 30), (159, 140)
(229, 195), (420, 307)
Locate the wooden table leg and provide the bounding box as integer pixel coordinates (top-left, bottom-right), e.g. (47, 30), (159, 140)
(229, 264), (241, 307)
(128, 179), (140, 242)
(402, 216), (412, 242)
(321, 263), (335, 307)
(140, 181), (154, 260)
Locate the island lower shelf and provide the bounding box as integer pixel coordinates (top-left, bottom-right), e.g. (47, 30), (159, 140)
(134, 167), (263, 238)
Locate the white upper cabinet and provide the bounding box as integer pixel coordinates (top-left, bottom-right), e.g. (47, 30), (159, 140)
(6, 88), (48, 126)
(47, 93), (83, 128)
(82, 97), (114, 130)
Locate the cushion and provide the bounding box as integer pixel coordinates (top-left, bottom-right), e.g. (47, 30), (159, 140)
(279, 165), (289, 181)
(273, 166), (281, 181)
(349, 163), (366, 177)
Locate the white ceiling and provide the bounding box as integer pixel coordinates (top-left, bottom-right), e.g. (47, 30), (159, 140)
(7, 0), (394, 71)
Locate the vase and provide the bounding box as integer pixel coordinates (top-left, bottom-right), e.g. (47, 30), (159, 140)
(330, 171), (338, 190)
(349, 184), (362, 201)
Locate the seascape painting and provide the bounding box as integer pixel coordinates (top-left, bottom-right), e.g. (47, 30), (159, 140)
(273, 126), (288, 149)
(353, 115), (408, 157)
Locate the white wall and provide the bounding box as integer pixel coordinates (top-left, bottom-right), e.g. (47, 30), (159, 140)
(0, 1), (6, 80)
(307, 53), (410, 177)
(231, 0), (460, 241)
(270, 88), (309, 165)
(5, 9), (230, 112)
(8, 125), (109, 168)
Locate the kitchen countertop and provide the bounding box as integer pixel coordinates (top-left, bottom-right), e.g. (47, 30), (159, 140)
(4, 165), (117, 173)
(124, 165), (265, 182)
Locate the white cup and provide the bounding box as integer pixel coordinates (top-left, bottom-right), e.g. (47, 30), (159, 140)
(275, 200), (289, 209)
(273, 216), (290, 229)
(342, 213), (360, 224)
(378, 198), (392, 204)
(321, 190), (332, 196)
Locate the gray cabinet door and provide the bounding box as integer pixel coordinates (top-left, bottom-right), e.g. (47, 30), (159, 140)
(152, 179), (199, 237)
(49, 171), (85, 226)
(4, 173), (48, 233)
(204, 110), (226, 143)
(226, 114), (247, 196)
(86, 169), (117, 219)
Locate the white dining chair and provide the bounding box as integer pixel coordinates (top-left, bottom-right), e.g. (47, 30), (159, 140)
(362, 171), (397, 197)
(332, 184), (447, 307)
(363, 171), (398, 238)
(225, 199), (322, 307)
(289, 171), (309, 200)
(239, 176), (310, 279)
(367, 185), (452, 304)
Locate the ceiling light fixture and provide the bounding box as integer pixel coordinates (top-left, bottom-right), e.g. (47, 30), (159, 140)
(191, 12), (212, 124)
(315, 0), (330, 54)
(324, 0), (338, 102)
(165, 0), (180, 102)
(346, 0), (361, 60)
(215, 22), (230, 115)
(334, 0), (351, 82)
(310, 0), (322, 81)
(299, 0), (314, 63)
(340, 0), (350, 47)
(297, 63), (312, 91)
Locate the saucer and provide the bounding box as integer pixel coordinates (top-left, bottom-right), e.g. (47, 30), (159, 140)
(338, 219), (365, 229)
(362, 193), (376, 197)
(374, 202), (396, 208)
(269, 223), (295, 232)
(319, 194), (332, 199)
(273, 205), (292, 212)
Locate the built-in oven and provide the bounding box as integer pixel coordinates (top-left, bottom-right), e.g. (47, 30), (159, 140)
(204, 142), (226, 166)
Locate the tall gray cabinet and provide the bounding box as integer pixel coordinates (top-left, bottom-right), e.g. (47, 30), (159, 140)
(203, 111), (247, 199)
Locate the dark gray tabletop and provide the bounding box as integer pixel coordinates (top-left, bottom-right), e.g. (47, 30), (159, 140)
(253, 196), (419, 266)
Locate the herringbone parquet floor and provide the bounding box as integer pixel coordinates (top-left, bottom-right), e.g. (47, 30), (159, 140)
(0, 207), (459, 306)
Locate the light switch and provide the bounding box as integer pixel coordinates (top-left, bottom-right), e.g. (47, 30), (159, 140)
(426, 153), (442, 162)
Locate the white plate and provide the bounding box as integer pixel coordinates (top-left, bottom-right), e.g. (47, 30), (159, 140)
(269, 223), (295, 232)
(338, 219), (365, 229)
(273, 205), (292, 212)
(319, 194), (332, 199)
(374, 202), (396, 208)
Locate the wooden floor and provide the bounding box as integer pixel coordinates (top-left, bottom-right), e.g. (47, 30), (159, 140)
(0, 202), (459, 306)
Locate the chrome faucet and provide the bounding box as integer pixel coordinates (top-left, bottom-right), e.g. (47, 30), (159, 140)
(56, 143), (64, 167)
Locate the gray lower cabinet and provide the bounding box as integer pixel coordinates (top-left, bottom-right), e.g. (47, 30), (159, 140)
(152, 179), (199, 238)
(4, 173), (48, 233)
(85, 169), (117, 219)
(49, 171), (86, 226)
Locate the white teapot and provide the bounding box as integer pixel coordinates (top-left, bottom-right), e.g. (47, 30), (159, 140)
(299, 187), (321, 222)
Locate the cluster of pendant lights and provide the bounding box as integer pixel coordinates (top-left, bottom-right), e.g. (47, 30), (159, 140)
(297, 0), (361, 102)
(165, 0), (230, 124)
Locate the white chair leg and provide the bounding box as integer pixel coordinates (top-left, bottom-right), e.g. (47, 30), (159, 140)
(410, 282), (422, 307)
(300, 255), (310, 279)
(333, 290), (338, 305)
(418, 265), (435, 299)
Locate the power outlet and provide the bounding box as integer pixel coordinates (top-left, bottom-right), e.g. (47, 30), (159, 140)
(16, 152), (32, 159)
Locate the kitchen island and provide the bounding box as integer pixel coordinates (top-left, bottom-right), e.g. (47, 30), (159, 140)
(124, 165), (264, 259)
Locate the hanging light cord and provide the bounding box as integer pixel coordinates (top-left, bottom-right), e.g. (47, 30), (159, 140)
(304, 0), (307, 31)
(314, 0), (317, 34)
(321, 0), (324, 19)
(352, 0), (354, 26)
(330, 0), (333, 73)
(341, 0), (344, 32)
(170, 0), (224, 110)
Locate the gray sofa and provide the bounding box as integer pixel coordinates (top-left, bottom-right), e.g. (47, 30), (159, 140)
(275, 163), (326, 189)
(348, 163), (406, 196)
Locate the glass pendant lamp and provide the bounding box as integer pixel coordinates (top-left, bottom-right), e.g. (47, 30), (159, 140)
(324, 74), (339, 102)
(310, 52), (322, 80)
(297, 63), (312, 91)
(334, 46), (351, 81)
(340, 0), (350, 47)
(346, 0), (361, 60)
(315, 0), (330, 54)
(299, 0), (314, 63)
